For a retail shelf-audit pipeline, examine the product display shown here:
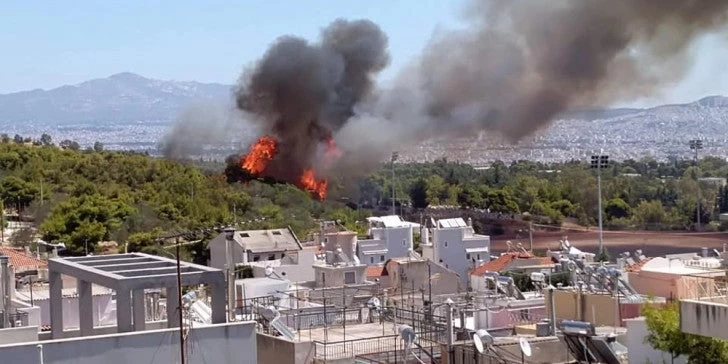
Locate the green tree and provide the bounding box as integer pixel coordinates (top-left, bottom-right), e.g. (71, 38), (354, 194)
(93, 141), (104, 152)
(40, 133), (53, 146)
(605, 197), (631, 220)
(408, 178), (428, 209)
(633, 200), (666, 228)
(643, 301), (728, 364)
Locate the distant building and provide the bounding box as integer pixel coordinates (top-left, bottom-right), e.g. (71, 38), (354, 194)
(470, 252), (555, 290)
(207, 227), (303, 271)
(699, 177), (727, 187)
(0, 247), (46, 275)
(421, 217), (490, 286)
(356, 215), (419, 266)
(246, 247), (318, 282)
(384, 257), (462, 296)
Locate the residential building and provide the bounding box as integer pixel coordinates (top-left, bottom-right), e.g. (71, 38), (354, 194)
(384, 257), (462, 295)
(208, 227), (303, 271)
(356, 215), (419, 266)
(626, 256), (724, 300)
(313, 231), (367, 288)
(421, 217), (490, 286)
(470, 252), (555, 292)
(246, 247), (318, 282)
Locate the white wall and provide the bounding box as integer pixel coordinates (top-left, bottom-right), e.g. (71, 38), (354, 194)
(33, 294), (113, 328)
(250, 250), (317, 282)
(0, 321), (257, 364)
(0, 326), (38, 345)
(625, 317), (687, 364)
(313, 266), (367, 287)
(209, 236), (246, 270)
(432, 228), (489, 285)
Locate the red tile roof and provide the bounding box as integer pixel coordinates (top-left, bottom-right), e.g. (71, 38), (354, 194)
(470, 252), (553, 276)
(0, 247), (47, 272)
(366, 266), (389, 277)
(625, 258), (653, 273)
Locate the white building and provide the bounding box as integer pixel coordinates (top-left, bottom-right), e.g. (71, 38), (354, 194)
(356, 215), (419, 266)
(207, 227), (303, 271)
(421, 217), (490, 286)
(314, 231), (367, 288)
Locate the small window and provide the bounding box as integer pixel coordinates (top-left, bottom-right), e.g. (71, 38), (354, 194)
(281, 253), (285, 259)
(370, 257), (374, 264)
(268, 254), (276, 260)
(253, 255), (260, 262)
(321, 272), (326, 283)
(240, 233), (250, 238)
(380, 255), (385, 262)
(466, 253), (470, 260)
(272, 231), (282, 235)
(344, 271), (356, 284)
(476, 254), (480, 260)
(444, 241), (448, 247)
(281, 272), (286, 276)
(402, 239), (406, 246)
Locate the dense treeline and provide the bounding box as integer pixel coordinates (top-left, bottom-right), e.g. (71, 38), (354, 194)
(0, 136), (367, 261)
(2, 132), (725, 261)
(348, 157), (728, 230)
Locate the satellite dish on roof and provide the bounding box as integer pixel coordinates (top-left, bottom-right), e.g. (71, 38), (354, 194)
(519, 337), (532, 357)
(264, 266), (274, 277)
(366, 297), (381, 310)
(472, 329), (494, 354)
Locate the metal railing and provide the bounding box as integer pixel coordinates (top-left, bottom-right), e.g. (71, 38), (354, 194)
(314, 333), (441, 361)
(0, 311), (29, 329)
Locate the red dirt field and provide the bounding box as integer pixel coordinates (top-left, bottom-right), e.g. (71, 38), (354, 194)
(491, 228), (728, 258)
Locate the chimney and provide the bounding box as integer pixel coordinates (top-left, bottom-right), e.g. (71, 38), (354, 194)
(467, 217), (473, 227)
(701, 247), (709, 258)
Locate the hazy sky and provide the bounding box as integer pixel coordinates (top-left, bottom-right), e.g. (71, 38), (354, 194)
(1, 0), (727, 107)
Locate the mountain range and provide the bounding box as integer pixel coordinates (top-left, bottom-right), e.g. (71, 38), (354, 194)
(0, 72), (232, 123)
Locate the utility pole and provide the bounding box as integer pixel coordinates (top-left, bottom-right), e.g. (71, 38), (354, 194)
(175, 237), (186, 364)
(224, 227), (236, 322)
(690, 139), (703, 231)
(591, 154), (609, 256)
(529, 221), (534, 253)
(391, 152), (398, 215)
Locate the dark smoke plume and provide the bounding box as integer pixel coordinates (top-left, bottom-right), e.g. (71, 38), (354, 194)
(336, 0), (728, 165)
(235, 19), (389, 181)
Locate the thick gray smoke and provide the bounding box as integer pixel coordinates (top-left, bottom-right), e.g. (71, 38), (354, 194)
(161, 101), (256, 160)
(336, 0), (728, 166)
(235, 19), (389, 181)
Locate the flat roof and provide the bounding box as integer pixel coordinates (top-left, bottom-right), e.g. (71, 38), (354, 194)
(49, 253), (224, 290)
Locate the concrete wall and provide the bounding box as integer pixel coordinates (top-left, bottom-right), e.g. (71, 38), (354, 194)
(628, 271), (717, 300)
(431, 228), (489, 286)
(357, 226), (413, 266)
(681, 299), (728, 340)
(0, 321), (257, 364)
(314, 265), (367, 288)
(625, 317), (687, 364)
(250, 250), (317, 282)
(0, 326), (38, 345)
(385, 260), (461, 296)
(209, 236), (246, 270)
(33, 294), (113, 328)
(256, 332), (314, 364)
(547, 290), (640, 327)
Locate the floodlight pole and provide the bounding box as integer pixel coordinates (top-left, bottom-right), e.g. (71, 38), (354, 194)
(391, 152), (398, 215)
(591, 155), (609, 256)
(690, 140), (703, 231)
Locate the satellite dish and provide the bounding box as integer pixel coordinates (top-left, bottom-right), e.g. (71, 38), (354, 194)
(366, 297), (381, 310)
(472, 329), (494, 354)
(264, 266), (274, 277)
(519, 337), (532, 357)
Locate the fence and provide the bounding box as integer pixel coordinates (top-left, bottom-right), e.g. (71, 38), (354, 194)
(314, 334), (441, 361)
(0, 311), (29, 328)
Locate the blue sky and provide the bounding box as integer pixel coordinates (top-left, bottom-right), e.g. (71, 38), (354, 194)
(1, 0), (726, 107)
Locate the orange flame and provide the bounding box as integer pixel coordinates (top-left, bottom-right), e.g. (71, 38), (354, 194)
(299, 169), (328, 200)
(241, 135), (277, 174)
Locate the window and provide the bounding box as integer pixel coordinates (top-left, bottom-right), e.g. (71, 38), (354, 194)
(370, 257), (374, 264)
(444, 241), (448, 247)
(380, 255), (385, 262)
(476, 254), (480, 260)
(344, 271), (356, 284)
(252, 255), (260, 262)
(268, 254), (276, 260)
(321, 272), (326, 284)
(272, 231), (282, 235)
(281, 253), (285, 259)
(402, 239), (406, 246)
(466, 253), (470, 260)
(240, 233), (250, 238)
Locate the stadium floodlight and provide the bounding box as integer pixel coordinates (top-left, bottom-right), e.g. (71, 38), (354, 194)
(689, 139), (703, 231)
(590, 154), (609, 256)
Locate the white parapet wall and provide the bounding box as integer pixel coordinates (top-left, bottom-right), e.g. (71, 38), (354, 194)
(681, 299), (728, 340)
(0, 321), (257, 364)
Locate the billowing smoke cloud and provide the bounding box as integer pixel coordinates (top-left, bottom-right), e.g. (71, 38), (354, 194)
(336, 0), (728, 166)
(161, 101), (258, 160)
(235, 19), (389, 181)
(180, 0), (728, 183)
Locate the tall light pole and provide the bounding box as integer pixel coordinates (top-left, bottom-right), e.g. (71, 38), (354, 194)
(223, 226), (236, 322)
(689, 139), (703, 231)
(591, 154), (609, 256)
(390, 152), (399, 215)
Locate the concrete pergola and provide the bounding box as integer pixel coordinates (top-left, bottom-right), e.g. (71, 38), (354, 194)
(48, 253), (226, 338)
